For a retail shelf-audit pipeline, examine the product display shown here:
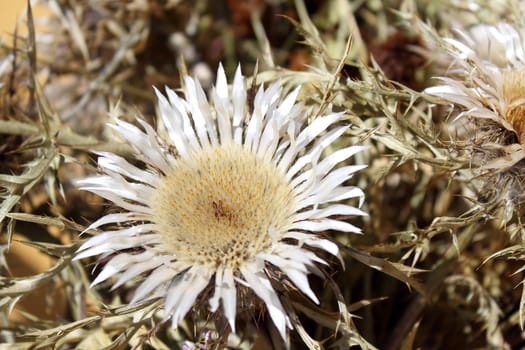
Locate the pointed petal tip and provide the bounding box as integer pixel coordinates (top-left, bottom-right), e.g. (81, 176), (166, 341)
(233, 64), (243, 80)
(228, 317), (236, 333)
(217, 62), (225, 74)
(71, 254), (82, 261)
(74, 248), (97, 260)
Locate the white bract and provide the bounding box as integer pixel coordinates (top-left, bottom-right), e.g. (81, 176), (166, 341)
(75, 64), (366, 340)
(426, 23), (525, 168)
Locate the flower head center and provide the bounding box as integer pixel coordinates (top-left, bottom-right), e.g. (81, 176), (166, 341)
(503, 69), (525, 144)
(151, 143), (296, 268)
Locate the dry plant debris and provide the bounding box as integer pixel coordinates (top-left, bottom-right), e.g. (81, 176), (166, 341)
(1, 0), (525, 349)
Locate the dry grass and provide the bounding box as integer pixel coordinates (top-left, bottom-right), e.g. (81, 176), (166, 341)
(1, 0), (525, 349)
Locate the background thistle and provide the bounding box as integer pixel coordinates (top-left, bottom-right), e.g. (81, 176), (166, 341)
(1, 0), (525, 349)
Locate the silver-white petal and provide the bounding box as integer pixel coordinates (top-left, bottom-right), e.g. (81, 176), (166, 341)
(166, 266), (213, 328)
(240, 263), (290, 340)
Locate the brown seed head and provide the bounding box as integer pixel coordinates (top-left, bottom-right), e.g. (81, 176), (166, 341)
(503, 69), (525, 145)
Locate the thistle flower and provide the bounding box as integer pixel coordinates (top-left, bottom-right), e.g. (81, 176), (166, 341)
(75, 64), (366, 341)
(426, 23), (525, 167)
(424, 23), (525, 212)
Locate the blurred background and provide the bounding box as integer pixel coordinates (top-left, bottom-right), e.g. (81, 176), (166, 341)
(0, 1), (48, 43)
(2, 1), (525, 348)
(0, 1), (24, 37)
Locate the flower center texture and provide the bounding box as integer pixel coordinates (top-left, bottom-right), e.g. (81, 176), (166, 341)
(151, 143), (297, 268)
(503, 69), (525, 145)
